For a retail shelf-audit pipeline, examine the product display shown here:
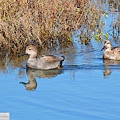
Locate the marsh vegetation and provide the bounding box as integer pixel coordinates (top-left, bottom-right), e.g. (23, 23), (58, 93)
(0, 0), (107, 53)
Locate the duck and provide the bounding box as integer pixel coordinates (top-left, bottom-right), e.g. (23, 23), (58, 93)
(101, 40), (120, 60)
(22, 45), (65, 70)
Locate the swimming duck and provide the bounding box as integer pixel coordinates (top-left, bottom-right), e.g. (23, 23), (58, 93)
(101, 40), (120, 60)
(23, 45), (65, 70)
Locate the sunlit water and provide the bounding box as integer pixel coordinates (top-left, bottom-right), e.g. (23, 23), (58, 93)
(0, 2), (120, 120)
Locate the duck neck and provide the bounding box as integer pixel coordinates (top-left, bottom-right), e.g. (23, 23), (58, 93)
(106, 47), (112, 51)
(29, 53), (37, 60)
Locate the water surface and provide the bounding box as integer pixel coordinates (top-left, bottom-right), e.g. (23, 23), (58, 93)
(0, 38), (120, 120)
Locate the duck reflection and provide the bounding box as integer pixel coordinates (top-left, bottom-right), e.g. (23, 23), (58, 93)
(103, 59), (120, 77)
(20, 68), (63, 90)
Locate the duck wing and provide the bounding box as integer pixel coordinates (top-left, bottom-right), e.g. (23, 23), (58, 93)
(112, 46), (120, 52)
(41, 55), (65, 62)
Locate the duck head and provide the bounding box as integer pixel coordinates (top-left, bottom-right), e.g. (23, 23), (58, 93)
(22, 45), (38, 59)
(101, 40), (112, 51)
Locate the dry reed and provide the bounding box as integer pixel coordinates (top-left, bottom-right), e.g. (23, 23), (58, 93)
(0, 0), (102, 54)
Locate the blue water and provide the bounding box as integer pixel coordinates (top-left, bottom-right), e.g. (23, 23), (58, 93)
(0, 1), (120, 120)
(0, 40), (120, 120)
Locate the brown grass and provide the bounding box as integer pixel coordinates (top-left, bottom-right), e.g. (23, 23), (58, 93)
(0, 0), (102, 54)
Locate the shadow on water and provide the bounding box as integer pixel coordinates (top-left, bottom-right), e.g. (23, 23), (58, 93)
(20, 57), (120, 90)
(64, 58), (120, 77)
(103, 59), (120, 77)
(20, 68), (63, 90)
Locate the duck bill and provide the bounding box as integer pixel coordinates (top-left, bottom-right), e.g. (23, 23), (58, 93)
(101, 46), (105, 51)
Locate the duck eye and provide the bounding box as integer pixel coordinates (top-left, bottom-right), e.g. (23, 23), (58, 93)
(29, 49), (31, 50)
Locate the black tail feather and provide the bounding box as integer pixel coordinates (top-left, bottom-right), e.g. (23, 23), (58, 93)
(61, 56), (65, 61)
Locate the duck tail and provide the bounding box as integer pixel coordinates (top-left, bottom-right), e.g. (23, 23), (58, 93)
(59, 56), (65, 68)
(61, 56), (65, 61)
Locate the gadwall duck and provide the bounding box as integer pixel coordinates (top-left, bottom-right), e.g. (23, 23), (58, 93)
(101, 40), (120, 60)
(23, 45), (65, 70)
